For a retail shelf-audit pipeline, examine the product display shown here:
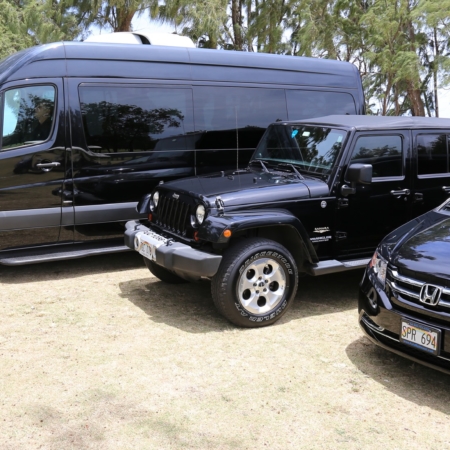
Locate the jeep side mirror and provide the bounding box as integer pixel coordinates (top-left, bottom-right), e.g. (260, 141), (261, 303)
(345, 163), (372, 184)
(341, 163), (372, 197)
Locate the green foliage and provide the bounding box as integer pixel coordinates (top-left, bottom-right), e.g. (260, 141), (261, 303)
(0, 0), (82, 60)
(1, 0), (450, 116)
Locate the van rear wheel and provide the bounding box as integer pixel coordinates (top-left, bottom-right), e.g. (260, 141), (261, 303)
(211, 238), (298, 327)
(143, 258), (187, 284)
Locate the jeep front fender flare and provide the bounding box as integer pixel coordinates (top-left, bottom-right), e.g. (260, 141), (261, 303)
(197, 209), (318, 264)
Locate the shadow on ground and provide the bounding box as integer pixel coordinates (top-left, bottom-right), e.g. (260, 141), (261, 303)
(346, 336), (450, 415)
(119, 269), (366, 333)
(0, 251), (144, 284)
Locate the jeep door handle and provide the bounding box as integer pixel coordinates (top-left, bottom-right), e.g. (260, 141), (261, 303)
(390, 189), (410, 196)
(442, 186), (450, 194)
(36, 162), (61, 168)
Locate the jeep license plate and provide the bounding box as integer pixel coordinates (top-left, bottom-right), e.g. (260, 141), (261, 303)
(137, 231), (167, 262)
(400, 319), (440, 355)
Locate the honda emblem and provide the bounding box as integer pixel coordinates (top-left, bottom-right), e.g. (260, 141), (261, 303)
(419, 284), (442, 306)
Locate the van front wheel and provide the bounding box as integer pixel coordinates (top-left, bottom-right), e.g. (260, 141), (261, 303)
(211, 238), (298, 327)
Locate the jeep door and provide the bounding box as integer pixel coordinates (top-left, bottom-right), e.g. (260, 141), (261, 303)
(411, 130), (450, 216)
(335, 131), (411, 256)
(0, 79), (67, 251)
(67, 81), (195, 242)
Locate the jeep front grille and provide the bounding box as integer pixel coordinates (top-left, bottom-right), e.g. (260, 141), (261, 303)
(387, 268), (450, 311)
(155, 195), (191, 236)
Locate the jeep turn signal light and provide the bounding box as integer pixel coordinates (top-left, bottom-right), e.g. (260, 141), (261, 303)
(223, 229), (232, 238)
(148, 213), (153, 222)
(194, 231), (200, 241)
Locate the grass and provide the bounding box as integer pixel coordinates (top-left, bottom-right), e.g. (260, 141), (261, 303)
(1, 252), (450, 449)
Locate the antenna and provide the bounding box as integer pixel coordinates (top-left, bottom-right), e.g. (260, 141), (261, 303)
(236, 106), (239, 172)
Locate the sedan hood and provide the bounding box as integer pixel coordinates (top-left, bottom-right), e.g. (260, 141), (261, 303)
(391, 215), (450, 281)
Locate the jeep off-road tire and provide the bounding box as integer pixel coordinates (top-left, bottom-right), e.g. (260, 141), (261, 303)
(211, 238), (298, 327)
(143, 258), (187, 284)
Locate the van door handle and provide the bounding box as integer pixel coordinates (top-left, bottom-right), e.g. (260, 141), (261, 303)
(442, 186), (450, 194)
(390, 189), (410, 197)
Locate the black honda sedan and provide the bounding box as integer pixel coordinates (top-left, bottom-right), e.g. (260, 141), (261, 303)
(359, 199), (450, 374)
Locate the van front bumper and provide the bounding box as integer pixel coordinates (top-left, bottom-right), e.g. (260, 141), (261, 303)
(124, 220), (222, 280)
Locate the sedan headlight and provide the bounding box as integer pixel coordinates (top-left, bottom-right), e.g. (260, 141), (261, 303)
(195, 204), (206, 224)
(369, 250), (387, 287)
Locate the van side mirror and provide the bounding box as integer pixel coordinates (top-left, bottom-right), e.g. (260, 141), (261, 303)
(341, 163), (372, 197)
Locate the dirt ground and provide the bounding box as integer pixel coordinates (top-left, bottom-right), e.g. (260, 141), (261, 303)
(1, 252), (450, 450)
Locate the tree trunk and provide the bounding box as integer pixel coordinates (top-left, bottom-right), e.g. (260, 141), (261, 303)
(433, 27), (439, 117)
(114, 8), (135, 32)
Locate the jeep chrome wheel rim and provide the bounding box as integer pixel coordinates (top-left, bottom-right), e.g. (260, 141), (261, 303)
(237, 257), (286, 315)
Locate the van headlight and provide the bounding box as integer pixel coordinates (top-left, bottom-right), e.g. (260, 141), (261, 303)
(195, 204), (206, 224)
(369, 250), (387, 287)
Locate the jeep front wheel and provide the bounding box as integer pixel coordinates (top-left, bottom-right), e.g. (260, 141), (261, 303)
(211, 238), (298, 327)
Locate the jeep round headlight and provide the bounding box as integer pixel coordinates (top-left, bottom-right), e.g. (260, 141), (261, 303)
(153, 191), (159, 208)
(196, 204), (206, 224)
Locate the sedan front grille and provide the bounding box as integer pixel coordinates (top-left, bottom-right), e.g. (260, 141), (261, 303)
(387, 268), (450, 311)
(155, 195), (191, 236)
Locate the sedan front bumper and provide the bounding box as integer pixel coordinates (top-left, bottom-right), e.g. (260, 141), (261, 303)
(124, 220), (222, 280)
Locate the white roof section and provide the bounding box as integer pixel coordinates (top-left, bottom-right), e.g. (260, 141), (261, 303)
(84, 31), (195, 48)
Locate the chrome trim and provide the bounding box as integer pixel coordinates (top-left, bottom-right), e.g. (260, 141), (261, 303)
(388, 268), (450, 309)
(389, 269), (423, 288)
(387, 280), (420, 300)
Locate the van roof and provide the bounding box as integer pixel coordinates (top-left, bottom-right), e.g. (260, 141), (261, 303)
(0, 41), (361, 87)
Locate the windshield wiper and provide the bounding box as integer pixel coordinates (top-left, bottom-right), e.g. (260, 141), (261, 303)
(250, 159), (270, 173)
(274, 163), (305, 180)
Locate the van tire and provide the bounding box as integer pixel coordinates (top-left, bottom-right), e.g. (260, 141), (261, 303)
(143, 258), (187, 284)
(211, 238), (298, 327)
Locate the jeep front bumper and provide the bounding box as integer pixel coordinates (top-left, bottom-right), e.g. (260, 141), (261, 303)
(124, 220), (222, 280)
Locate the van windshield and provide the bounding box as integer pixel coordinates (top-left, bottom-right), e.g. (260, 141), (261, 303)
(252, 124), (347, 176)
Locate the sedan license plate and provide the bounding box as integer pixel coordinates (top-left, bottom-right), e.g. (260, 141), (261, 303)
(136, 230), (167, 262)
(400, 319), (440, 355)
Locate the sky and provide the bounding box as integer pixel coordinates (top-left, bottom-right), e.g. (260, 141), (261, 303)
(93, 15), (450, 119)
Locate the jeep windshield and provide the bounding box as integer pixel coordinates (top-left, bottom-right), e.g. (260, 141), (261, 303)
(252, 124), (347, 176)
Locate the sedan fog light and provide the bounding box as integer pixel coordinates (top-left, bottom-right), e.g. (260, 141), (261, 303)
(367, 287), (378, 310)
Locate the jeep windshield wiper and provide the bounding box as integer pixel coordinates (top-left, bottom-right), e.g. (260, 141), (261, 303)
(250, 159), (270, 173)
(274, 163), (305, 180)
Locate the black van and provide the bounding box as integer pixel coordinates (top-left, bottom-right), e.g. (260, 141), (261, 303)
(0, 39), (365, 265)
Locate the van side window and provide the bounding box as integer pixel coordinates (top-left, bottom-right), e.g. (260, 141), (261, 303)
(1, 85), (55, 150)
(78, 86), (194, 153)
(286, 90), (356, 120)
(193, 87), (287, 150)
(350, 135), (403, 178)
(417, 134), (448, 175)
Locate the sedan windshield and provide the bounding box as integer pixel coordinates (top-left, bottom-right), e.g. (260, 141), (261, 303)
(253, 124), (347, 176)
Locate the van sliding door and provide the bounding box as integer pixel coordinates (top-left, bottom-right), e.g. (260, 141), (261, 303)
(192, 86), (288, 174)
(67, 81), (195, 242)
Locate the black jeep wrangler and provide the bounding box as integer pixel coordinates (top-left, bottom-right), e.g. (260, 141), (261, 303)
(125, 115), (450, 327)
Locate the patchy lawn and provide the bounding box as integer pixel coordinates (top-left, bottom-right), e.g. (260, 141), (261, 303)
(1, 252), (449, 449)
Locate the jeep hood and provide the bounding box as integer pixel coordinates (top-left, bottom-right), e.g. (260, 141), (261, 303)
(160, 168), (329, 207)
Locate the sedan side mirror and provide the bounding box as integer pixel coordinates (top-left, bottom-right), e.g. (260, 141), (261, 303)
(341, 163), (373, 197)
